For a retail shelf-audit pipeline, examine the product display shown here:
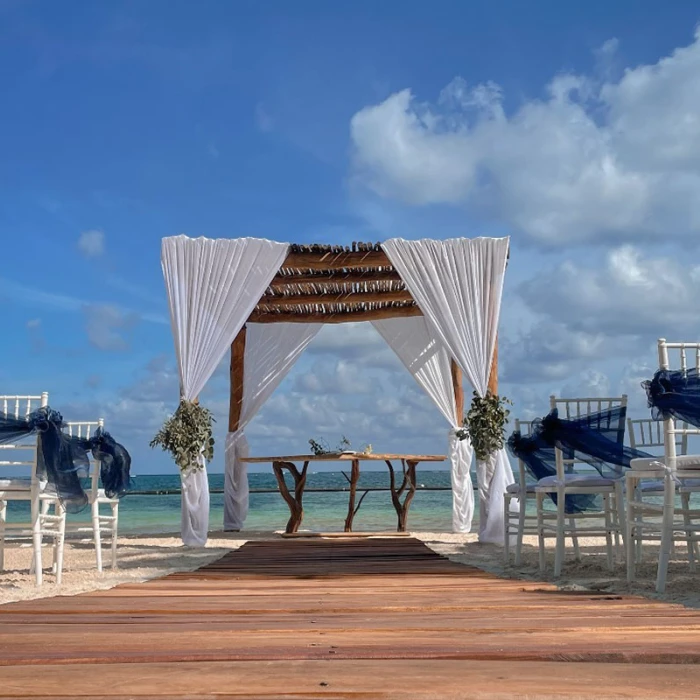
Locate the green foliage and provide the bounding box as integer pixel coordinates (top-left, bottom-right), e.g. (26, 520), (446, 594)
(308, 436), (372, 455)
(150, 399), (215, 473)
(458, 391), (512, 461)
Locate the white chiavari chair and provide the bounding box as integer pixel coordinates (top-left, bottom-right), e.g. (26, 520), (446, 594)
(536, 395), (628, 577)
(58, 419), (119, 571)
(0, 393), (66, 585)
(504, 419), (540, 565)
(627, 340), (700, 593)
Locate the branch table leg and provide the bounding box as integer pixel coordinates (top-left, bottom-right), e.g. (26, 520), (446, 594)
(344, 459), (360, 532)
(387, 459), (419, 532)
(272, 460), (309, 534)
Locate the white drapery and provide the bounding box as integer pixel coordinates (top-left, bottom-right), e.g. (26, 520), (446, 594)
(382, 237), (514, 542)
(372, 316), (474, 531)
(161, 235), (289, 546)
(224, 322), (322, 530)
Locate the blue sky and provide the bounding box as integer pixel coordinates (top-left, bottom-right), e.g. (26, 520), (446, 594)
(2, 0), (700, 473)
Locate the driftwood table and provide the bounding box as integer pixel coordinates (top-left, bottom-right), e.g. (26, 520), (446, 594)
(240, 453), (446, 534)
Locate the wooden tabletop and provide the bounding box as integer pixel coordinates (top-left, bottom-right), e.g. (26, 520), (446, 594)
(241, 453), (446, 463)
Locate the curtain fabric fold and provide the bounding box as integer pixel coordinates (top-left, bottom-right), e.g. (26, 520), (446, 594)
(381, 237), (514, 541)
(372, 316), (474, 531)
(224, 322), (322, 530)
(161, 235), (289, 546)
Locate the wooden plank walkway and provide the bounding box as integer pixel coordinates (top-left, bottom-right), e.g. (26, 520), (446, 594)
(1, 537), (700, 698)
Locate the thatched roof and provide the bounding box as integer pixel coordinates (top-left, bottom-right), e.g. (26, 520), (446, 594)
(248, 242), (421, 324)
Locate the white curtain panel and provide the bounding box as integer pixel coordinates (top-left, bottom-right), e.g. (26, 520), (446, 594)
(372, 316), (474, 531)
(224, 322), (322, 530)
(382, 237), (515, 542)
(161, 235), (289, 546)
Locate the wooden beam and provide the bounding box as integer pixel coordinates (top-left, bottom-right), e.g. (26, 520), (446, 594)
(281, 250), (391, 271)
(258, 290), (414, 307)
(248, 305), (423, 324)
(228, 325), (246, 432)
(269, 269), (403, 288)
(451, 359), (464, 422)
(487, 334), (498, 396)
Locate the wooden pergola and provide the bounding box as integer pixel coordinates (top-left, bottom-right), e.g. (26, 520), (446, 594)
(229, 242), (500, 435)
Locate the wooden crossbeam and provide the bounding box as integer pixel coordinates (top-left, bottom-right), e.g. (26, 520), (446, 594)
(248, 305), (423, 324)
(269, 269), (402, 288)
(281, 250), (391, 271)
(258, 290), (413, 307)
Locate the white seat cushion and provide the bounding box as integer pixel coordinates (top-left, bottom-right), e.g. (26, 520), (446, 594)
(506, 482), (536, 494)
(0, 478), (31, 490)
(537, 474), (616, 488)
(631, 455), (700, 471)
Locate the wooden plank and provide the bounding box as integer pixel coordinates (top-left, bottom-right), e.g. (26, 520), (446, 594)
(247, 304), (423, 324)
(2, 537), (700, 698)
(269, 269), (403, 288)
(2, 660), (699, 699)
(257, 289), (414, 306)
(281, 249), (391, 271)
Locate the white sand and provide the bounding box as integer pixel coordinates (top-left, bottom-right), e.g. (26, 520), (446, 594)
(418, 531), (700, 608)
(1, 530), (698, 608)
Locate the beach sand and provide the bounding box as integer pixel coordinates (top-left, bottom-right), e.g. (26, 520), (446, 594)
(0, 530), (698, 607)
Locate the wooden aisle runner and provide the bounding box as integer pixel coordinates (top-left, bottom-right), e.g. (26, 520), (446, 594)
(1, 537), (700, 698)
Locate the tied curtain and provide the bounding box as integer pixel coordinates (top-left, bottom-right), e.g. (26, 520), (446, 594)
(161, 235), (289, 546)
(372, 316), (474, 531)
(224, 322), (322, 530)
(382, 237), (513, 542)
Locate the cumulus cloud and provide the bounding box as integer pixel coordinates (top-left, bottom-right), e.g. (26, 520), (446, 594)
(500, 320), (612, 384)
(350, 30), (700, 244)
(83, 304), (139, 351)
(518, 245), (700, 338)
(77, 229), (105, 257)
(306, 323), (400, 370)
(560, 369), (612, 400)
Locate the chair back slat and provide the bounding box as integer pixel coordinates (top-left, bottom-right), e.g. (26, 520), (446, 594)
(63, 419), (104, 496)
(549, 395), (628, 478)
(0, 393), (48, 485)
(657, 339), (700, 468)
(628, 418), (687, 455)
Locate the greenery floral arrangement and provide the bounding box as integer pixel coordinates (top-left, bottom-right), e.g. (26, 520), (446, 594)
(150, 399), (215, 473)
(308, 436), (373, 455)
(456, 391), (512, 461)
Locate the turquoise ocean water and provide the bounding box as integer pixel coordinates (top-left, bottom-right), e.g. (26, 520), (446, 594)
(5, 470), (459, 535)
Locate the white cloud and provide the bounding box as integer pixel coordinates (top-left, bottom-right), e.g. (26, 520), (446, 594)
(0, 277), (168, 325)
(350, 29), (700, 244)
(83, 304), (139, 351)
(77, 229), (105, 257)
(518, 245), (700, 337)
(560, 369), (611, 400)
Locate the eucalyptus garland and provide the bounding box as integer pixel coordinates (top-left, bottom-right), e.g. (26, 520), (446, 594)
(150, 399), (215, 473)
(457, 391), (512, 461)
(308, 436), (373, 455)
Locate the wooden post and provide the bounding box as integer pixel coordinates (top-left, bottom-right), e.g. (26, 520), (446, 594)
(228, 325), (247, 432)
(451, 359), (464, 421)
(487, 335), (498, 396)
(344, 459), (360, 532)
